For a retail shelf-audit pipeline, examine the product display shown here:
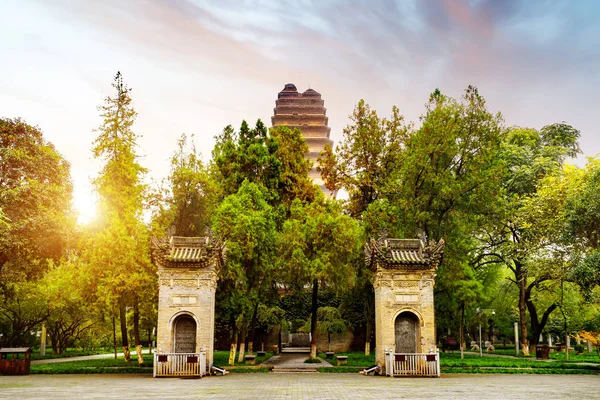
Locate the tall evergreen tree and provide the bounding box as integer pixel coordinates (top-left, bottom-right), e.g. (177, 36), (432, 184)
(87, 72), (154, 364)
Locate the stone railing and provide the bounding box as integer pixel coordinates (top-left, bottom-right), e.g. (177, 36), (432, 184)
(153, 352), (207, 378)
(384, 350), (440, 377)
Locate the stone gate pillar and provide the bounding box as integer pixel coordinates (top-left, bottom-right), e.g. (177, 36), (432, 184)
(151, 236), (223, 368)
(366, 238), (444, 368)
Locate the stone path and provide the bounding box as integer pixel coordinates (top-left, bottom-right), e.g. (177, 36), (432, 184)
(261, 353), (332, 372)
(1, 373), (599, 399)
(31, 352), (139, 365)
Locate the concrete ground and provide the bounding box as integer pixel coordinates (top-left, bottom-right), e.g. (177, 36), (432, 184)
(0, 373), (598, 400)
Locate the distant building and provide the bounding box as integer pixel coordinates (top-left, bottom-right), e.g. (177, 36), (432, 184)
(271, 83), (334, 195)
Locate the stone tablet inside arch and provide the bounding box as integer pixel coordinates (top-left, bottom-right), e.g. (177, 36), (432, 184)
(174, 316), (197, 353)
(395, 312), (419, 353)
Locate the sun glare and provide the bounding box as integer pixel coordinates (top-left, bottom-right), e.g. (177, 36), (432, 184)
(73, 187), (98, 225)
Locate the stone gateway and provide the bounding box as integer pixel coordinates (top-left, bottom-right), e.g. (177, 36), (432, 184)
(151, 236), (224, 371)
(365, 237), (444, 372)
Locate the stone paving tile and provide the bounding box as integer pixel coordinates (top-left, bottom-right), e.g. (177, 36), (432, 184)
(1, 373), (599, 400)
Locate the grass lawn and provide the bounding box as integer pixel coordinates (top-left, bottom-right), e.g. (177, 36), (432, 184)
(441, 353), (600, 374)
(460, 345), (600, 363)
(212, 350), (273, 373)
(31, 354), (154, 374)
(316, 351), (375, 373)
(319, 351), (600, 374)
(27, 349), (599, 375)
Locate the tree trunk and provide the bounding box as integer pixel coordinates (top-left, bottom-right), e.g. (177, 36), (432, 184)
(229, 332), (237, 366)
(459, 302), (465, 354)
(525, 278), (558, 347)
(119, 296), (130, 363)
(112, 308), (117, 360)
(364, 282), (374, 356)
(147, 328), (152, 354)
(228, 317), (236, 365)
(247, 303), (259, 355)
(310, 278), (319, 359)
(237, 317), (247, 363)
(133, 296), (143, 365)
(516, 260), (529, 356)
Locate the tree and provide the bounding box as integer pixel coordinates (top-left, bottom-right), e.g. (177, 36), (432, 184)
(319, 100), (409, 217)
(0, 118), (74, 345)
(480, 122), (581, 355)
(212, 180), (278, 363)
(318, 100), (409, 354)
(151, 133), (217, 238)
(211, 120), (280, 201)
(210, 121), (318, 361)
(302, 306), (348, 352)
(389, 87), (506, 352)
(0, 118), (74, 283)
(44, 259), (93, 354)
(278, 199), (361, 358)
(87, 72), (154, 364)
(566, 157), (600, 298)
(212, 122), (316, 213)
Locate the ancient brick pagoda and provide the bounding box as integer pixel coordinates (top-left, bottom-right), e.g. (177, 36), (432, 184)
(151, 236), (224, 377)
(272, 83), (333, 195)
(365, 237), (444, 376)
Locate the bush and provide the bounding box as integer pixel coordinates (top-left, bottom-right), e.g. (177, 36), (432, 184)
(574, 344), (585, 354)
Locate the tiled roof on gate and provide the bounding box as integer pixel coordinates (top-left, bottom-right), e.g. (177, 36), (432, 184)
(151, 235), (224, 269)
(365, 237), (444, 271)
(168, 236), (208, 262)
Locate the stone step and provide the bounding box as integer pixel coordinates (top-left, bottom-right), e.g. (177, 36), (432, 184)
(281, 347), (310, 353)
(272, 368), (318, 373)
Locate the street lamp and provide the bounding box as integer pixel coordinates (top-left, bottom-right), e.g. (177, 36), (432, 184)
(476, 308), (495, 357)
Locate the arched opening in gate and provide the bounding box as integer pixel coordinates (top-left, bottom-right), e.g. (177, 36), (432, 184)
(173, 314), (197, 353)
(394, 311), (419, 353)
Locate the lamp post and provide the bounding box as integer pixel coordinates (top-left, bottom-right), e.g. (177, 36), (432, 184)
(476, 308), (495, 357)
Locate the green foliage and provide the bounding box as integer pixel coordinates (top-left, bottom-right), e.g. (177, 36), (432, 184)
(391, 86), (505, 241)
(43, 259), (93, 354)
(212, 180), (278, 335)
(0, 281), (47, 347)
(211, 120), (280, 200)
(319, 99), (409, 217)
(85, 72), (155, 363)
(304, 357), (322, 363)
(571, 250), (600, 300)
(278, 199), (361, 293)
(212, 122), (316, 216)
(151, 133), (217, 238)
(0, 117), (74, 345)
(0, 118), (74, 283)
(301, 306), (348, 339)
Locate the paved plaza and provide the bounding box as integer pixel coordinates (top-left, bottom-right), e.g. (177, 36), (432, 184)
(0, 373), (599, 400)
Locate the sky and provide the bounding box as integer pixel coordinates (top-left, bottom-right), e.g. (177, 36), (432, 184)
(1, 0), (599, 223)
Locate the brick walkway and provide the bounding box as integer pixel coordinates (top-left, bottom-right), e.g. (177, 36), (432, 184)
(1, 373), (599, 399)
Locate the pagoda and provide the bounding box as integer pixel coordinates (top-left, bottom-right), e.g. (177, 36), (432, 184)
(271, 83), (333, 195)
